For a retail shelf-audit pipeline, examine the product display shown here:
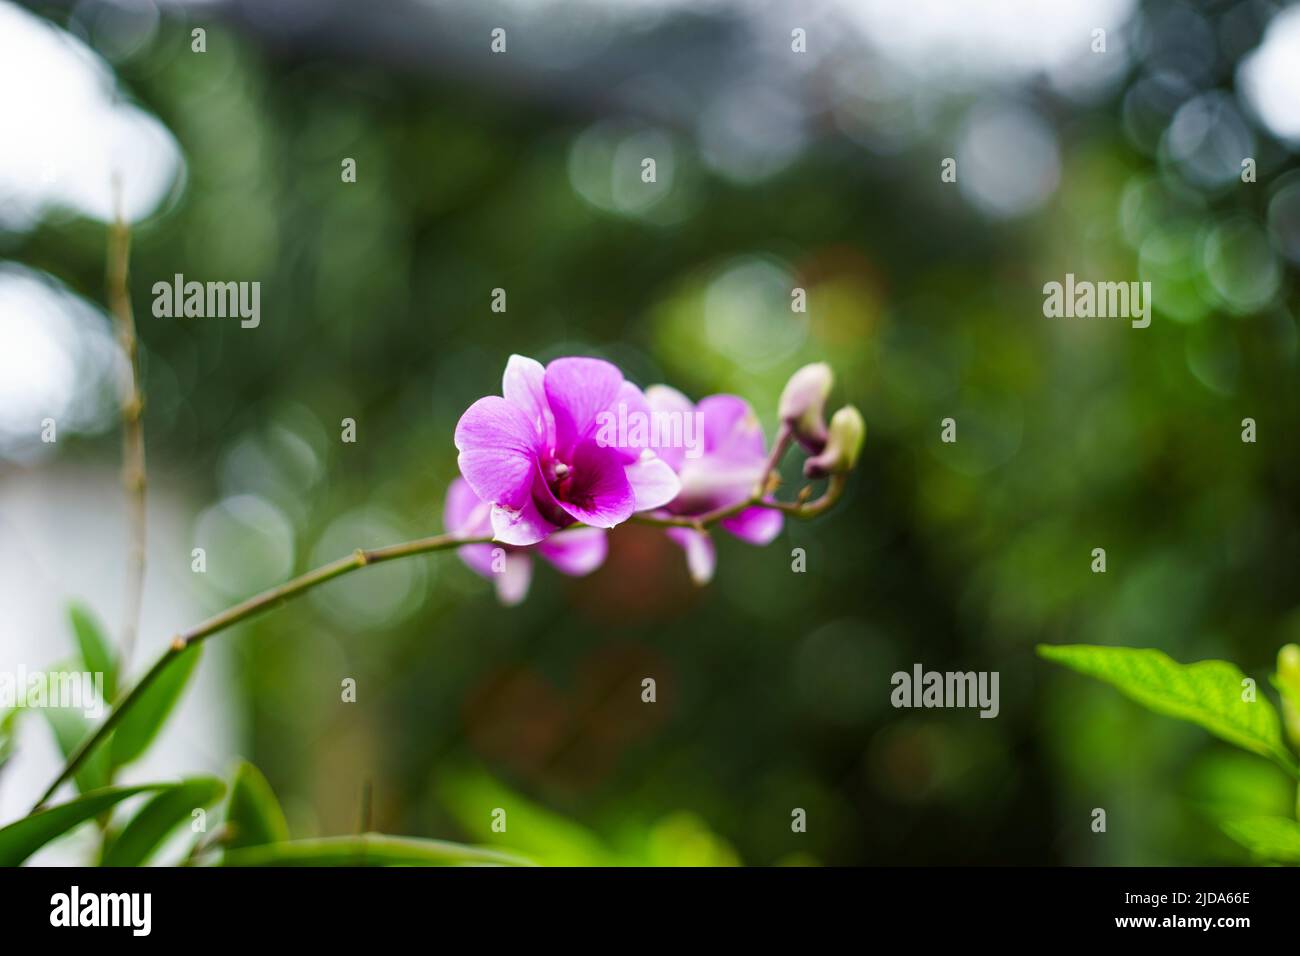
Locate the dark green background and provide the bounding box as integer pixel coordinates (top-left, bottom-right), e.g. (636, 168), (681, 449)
(13, 0), (1300, 864)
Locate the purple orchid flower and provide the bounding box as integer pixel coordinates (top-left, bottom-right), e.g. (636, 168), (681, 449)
(454, 355), (681, 546)
(642, 386), (783, 584)
(444, 476), (607, 605)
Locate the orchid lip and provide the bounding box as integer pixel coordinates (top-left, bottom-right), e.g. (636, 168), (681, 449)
(542, 455), (576, 503)
(532, 460), (579, 527)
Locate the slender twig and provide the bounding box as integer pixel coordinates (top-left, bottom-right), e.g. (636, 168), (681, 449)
(33, 531), (492, 810)
(108, 178), (147, 670)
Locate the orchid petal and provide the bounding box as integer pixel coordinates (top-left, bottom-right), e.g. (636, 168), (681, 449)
(644, 384), (695, 472)
(674, 456), (763, 514)
(455, 396), (542, 510)
(665, 527), (716, 585)
(625, 454), (682, 512)
(598, 381), (653, 463)
(502, 354), (553, 447)
(698, 394), (765, 460)
(537, 527), (608, 576)
(456, 542), (499, 578)
(555, 439), (635, 528)
(544, 357), (623, 456)
(490, 497), (558, 546)
(494, 553), (533, 606)
(721, 506), (783, 545)
(443, 477), (493, 537)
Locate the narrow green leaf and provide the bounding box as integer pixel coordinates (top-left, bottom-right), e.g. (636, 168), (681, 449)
(69, 603), (118, 702)
(1038, 645), (1296, 772)
(1275, 644), (1300, 751)
(102, 777), (225, 867)
(0, 785), (164, 866)
(225, 761), (289, 850)
(220, 834), (533, 867)
(43, 708), (111, 794)
(0, 709), (19, 777)
(1221, 816), (1300, 863)
(110, 646), (202, 769)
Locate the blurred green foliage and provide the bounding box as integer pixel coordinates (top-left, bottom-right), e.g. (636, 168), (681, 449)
(11, 0), (1300, 864)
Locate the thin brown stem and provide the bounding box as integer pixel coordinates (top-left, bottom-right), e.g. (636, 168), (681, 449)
(108, 183), (147, 670)
(34, 530), (492, 810)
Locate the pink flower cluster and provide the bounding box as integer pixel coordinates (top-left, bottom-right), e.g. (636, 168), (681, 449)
(445, 354), (856, 604)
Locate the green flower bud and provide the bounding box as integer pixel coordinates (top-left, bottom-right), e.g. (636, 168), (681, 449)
(803, 405), (865, 479)
(778, 362), (833, 452)
(1278, 644), (1300, 750)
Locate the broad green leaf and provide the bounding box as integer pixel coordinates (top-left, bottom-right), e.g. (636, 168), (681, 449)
(110, 646), (202, 769)
(225, 761), (289, 850)
(1037, 645), (1296, 772)
(43, 707), (111, 794)
(1221, 816), (1300, 863)
(102, 777), (225, 867)
(69, 603), (118, 702)
(0, 784), (164, 866)
(1188, 752), (1294, 819)
(220, 834), (533, 867)
(437, 770), (740, 865)
(437, 770), (615, 866)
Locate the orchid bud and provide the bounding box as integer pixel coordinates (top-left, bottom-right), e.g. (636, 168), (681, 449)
(803, 405), (865, 479)
(778, 362), (833, 452)
(1278, 644), (1300, 750)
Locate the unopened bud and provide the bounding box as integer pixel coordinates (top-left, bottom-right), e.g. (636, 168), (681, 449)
(1279, 644), (1300, 750)
(804, 405), (865, 479)
(778, 362), (833, 452)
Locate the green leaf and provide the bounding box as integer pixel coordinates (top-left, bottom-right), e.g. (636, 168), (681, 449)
(1037, 644), (1296, 773)
(0, 785), (165, 866)
(0, 709), (20, 777)
(220, 834), (533, 867)
(102, 777), (225, 867)
(437, 769), (617, 866)
(225, 761), (289, 850)
(110, 646), (202, 769)
(1274, 644), (1300, 751)
(69, 603), (118, 703)
(1188, 752), (1294, 819)
(43, 707), (111, 794)
(1221, 816), (1300, 863)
